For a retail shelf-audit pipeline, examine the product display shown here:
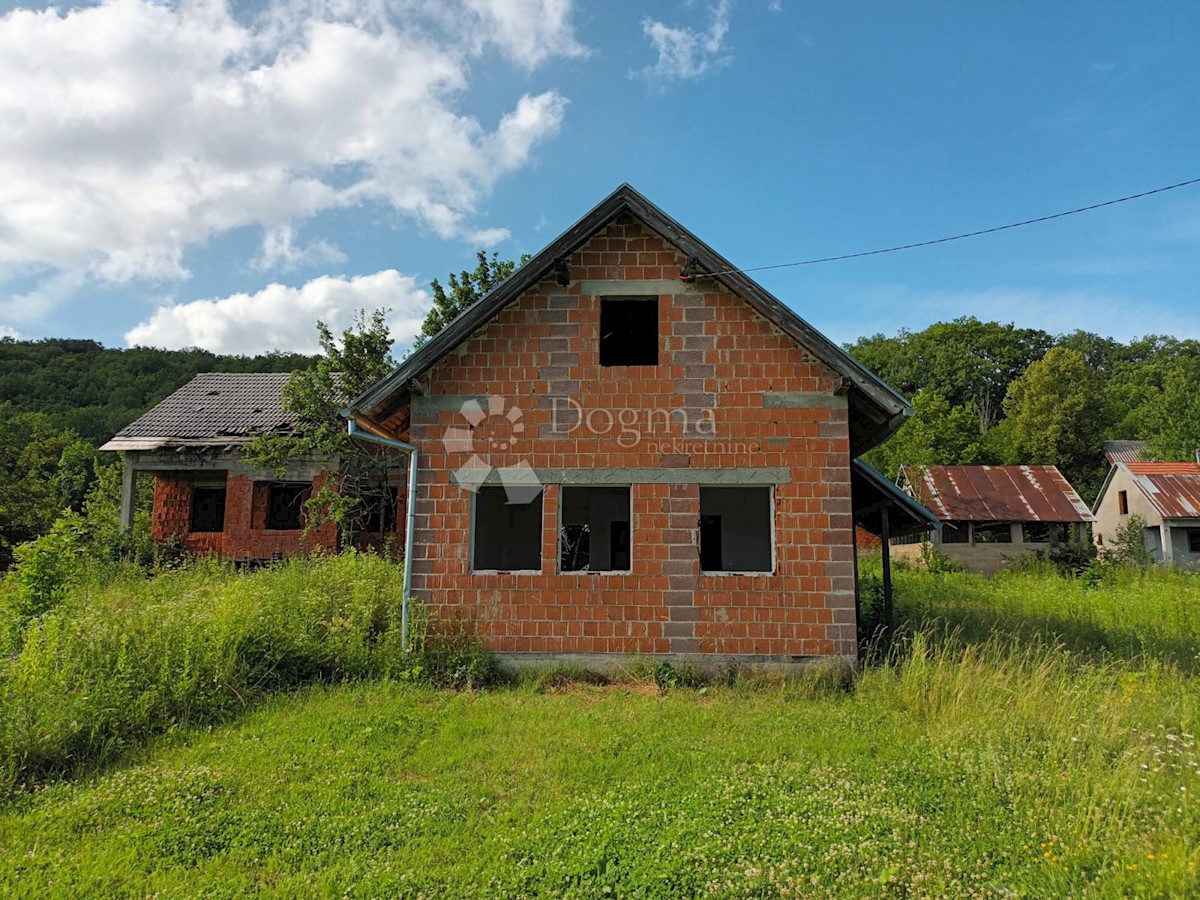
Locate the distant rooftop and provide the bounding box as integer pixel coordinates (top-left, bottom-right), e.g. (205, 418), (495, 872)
(1103, 439), (1149, 465)
(100, 373), (299, 451)
(1117, 461), (1200, 520)
(901, 465), (1095, 523)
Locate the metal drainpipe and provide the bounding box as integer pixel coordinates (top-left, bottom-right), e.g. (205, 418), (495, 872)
(346, 418), (418, 654)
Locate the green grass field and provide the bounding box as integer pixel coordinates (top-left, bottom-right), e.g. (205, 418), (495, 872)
(1, 560), (1198, 897)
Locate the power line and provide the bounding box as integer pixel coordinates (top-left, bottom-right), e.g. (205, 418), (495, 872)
(706, 176), (1200, 277)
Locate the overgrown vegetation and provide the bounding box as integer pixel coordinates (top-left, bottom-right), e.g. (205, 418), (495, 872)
(0, 540), (517, 796)
(0, 561), (1198, 896)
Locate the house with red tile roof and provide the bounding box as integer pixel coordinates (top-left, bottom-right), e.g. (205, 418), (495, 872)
(1093, 461), (1200, 568)
(895, 464), (1094, 573)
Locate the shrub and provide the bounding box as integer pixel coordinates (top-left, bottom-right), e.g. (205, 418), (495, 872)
(2, 516), (86, 647)
(1100, 514), (1154, 571)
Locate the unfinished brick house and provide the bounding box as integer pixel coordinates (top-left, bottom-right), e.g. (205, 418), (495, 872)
(102, 373), (402, 559)
(343, 184), (934, 666)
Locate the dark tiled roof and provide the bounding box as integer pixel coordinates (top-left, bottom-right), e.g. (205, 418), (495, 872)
(107, 373), (299, 443)
(1104, 439), (1149, 465)
(902, 465), (1095, 523)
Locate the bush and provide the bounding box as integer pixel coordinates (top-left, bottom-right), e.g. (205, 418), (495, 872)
(2, 516), (86, 648)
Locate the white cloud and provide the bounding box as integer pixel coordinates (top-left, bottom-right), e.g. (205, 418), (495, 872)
(125, 269), (431, 354)
(0, 0), (581, 316)
(640, 0), (732, 81)
(253, 225), (347, 273)
(0, 324), (19, 339)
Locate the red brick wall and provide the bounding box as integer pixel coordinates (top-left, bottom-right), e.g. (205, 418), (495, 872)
(151, 471), (338, 559)
(393, 212), (857, 660)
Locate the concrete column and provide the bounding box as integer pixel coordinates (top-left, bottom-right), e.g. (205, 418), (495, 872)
(1161, 524), (1174, 563)
(119, 455), (136, 533)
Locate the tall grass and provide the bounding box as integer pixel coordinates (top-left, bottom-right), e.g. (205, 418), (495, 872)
(0, 553), (407, 793)
(887, 565), (1200, 670)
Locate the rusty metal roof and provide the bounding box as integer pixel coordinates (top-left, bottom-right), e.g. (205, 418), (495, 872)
(901, 465), (1095, 523)
(1120, 462), (1200, 520)
(1103, 440), (1149, 465)
(100, 373), (299, 451)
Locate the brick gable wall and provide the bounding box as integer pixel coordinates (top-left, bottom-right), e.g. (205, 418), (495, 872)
(392, 213), (858, 660)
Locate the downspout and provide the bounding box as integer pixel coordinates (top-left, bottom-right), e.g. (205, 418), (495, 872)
(345, 418), (419, 654)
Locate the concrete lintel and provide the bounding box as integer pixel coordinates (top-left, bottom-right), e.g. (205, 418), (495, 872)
(413, 395), (493, 415)
(477, 467), (791, 486)
(763, 392), (847, 410)
(128, 449), (329, 481)
(579, 279), (690, 296)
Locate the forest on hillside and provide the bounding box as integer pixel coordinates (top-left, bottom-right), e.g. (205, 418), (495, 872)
(848, 318), (1200, 500)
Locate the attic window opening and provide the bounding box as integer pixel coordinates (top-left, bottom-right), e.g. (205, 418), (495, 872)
(599, 297), (658, 367)
(1118, 490), (1129, 515)
(266, 482), (310, 530)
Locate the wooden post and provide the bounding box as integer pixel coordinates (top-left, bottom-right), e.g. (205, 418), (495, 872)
(880, 508), (893, 631)
(119, 456), (136, 534)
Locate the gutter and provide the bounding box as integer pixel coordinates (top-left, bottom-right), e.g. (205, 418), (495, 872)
(345, 417), (418, 654)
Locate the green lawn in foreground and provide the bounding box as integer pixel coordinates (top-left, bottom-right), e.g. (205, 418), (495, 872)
(1, 562), (1199, 897)
(2, 644), (1198, 897)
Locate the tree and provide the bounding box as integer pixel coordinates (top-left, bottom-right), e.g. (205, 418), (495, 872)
(847, 317), (1053, 431)
(242, 310), (398, 542)
(1001, 347), (1111, 496)
(413, 251), (526, 348)
(0, 407), (79, 568)
(865, 390), (987, 479)
(1138, 354), (1200, 461)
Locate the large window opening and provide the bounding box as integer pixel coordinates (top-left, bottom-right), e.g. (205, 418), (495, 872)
(473, 486), (543, 571)
(190, 486), (227, 533)
(940, 522), (970, 544)
(972, 522), (1013, 544)
(266, 482), (310, 530)
(1022, 522), (1069, 544)
(559, 486), (631, 572)
(361, 485), (399, 533)
(699, 486), (772, 573)
(599, 297), (658, 366)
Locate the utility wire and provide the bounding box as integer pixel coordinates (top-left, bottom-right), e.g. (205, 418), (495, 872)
(705, 176), (1200, 277)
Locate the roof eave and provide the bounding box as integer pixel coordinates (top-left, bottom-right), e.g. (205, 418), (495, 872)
(345, 184), (911, 448)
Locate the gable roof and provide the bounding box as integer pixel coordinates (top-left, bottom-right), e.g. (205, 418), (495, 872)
(345, 183), (912, 455)
(100, 373), (299, 451)
(1103, 439), (1149, 465)
(901, 464), (1094, 523)
(1098, 461), (1200, 520)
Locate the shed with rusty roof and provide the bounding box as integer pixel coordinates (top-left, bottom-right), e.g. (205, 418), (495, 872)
(1093, 461), (1200, 568)
(894, 465), (1094, 573)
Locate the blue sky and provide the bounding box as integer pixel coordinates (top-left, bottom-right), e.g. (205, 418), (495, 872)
(0, 0), (1197, 354)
